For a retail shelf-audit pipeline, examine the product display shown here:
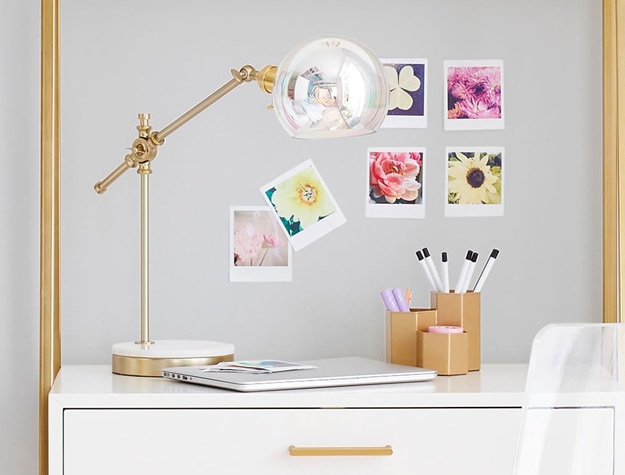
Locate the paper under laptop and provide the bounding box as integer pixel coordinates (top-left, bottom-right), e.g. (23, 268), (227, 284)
(162, 356), (437, 392)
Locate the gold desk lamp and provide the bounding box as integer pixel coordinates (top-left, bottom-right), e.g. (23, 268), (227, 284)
(94, 36), (389, 377)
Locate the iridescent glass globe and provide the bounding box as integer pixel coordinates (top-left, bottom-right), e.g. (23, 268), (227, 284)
(273, 36), (389, 139)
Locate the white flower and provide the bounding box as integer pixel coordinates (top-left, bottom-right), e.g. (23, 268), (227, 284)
(384, 65), (421, 111)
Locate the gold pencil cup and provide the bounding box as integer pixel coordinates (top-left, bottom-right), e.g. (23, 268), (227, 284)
(386, 309), (437, 367)
(430, 291), (481, 371)
(417, 330), (469, 376)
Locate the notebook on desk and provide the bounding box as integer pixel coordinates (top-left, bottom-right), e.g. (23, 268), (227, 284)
(162, 356), (437, 392)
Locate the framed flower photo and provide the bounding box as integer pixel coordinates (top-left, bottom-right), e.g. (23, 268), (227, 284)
(381, 58), (427, 128)
(229, 206), (293, 282)
(445, 147), (504, 217)
(366, 147), (425, 219)
(260, 159), (346, 251)
(444, 60), (504, 131)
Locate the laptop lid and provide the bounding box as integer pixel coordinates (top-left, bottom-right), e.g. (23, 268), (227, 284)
(162, 357), (437, 392)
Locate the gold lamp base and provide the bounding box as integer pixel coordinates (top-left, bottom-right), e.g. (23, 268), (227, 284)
(112, 340), (234, 377)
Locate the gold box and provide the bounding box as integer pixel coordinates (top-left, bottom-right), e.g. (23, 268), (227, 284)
(417, 330), (469, 376)
(430, 291), (481, 371)
(386, 309), (437, 366)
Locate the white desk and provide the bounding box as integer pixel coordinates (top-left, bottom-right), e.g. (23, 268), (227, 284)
(50, 364), (528, 474)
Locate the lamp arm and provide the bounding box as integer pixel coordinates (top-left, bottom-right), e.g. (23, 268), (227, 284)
(94, 64), (277, 194)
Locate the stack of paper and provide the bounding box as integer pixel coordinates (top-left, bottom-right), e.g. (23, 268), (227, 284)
(199, 360), (317, 374)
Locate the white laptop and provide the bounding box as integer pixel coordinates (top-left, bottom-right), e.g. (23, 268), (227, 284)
(162, 356), (437, 392)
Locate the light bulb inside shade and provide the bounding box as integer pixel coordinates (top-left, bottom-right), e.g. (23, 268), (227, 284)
(273, 36), (389, 139)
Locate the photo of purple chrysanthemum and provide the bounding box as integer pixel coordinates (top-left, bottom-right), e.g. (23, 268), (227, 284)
(444, 60), (504, 130)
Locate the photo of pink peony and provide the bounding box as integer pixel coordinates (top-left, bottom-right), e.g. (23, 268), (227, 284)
(369, 150), (422, 204)
(445, 61), (504, 130)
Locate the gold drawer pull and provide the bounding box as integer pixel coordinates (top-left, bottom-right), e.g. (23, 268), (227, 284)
(288, 445), (393, 457)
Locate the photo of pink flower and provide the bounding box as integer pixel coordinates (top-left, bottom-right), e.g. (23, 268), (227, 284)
(369, 150), (422, 204)
(444, 60), (504, 130)
(231, 208), (289, 267)
(229, 206), (293, 283)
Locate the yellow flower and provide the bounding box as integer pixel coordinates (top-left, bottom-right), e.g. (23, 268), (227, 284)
(448, 152), (499, 204)
(384, 65), (421, 111)
(271, 167), (335, 229)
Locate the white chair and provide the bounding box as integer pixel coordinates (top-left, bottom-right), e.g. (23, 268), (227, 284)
(513, 323), (625, 474)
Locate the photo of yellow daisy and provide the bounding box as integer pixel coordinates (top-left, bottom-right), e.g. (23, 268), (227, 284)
(446, 147), (504, 217)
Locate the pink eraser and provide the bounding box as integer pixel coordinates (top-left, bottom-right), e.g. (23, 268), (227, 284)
(428, 325), (464, 334)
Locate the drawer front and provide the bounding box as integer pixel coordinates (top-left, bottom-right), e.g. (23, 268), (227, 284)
(64, 407), (520, 474)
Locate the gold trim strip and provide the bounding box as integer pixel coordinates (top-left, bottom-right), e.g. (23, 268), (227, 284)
(288, 445), (393, 457)
(603, 0), (623, 323)
(40, 1), (61, 474)
(604, 0), (619, 323)
(112, 353), (234, 377)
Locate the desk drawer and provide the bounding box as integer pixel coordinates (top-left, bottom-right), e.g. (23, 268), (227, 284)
(64, 407), (520, 474)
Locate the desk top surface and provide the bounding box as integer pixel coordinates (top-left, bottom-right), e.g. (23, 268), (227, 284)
(49, 364), (528, 409)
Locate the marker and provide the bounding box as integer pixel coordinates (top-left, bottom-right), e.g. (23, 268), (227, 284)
(392, 287), (410, 312)
(380, 288), (400, 312)
(454, 250), (473, 293)
(459, 251), (479, 293)
(441, 252), (450, 293)
(473, 249), (500, 292)
(405, 288), (412, 307)
(416, 250), (438, 292)
(422, 247), (443, 292)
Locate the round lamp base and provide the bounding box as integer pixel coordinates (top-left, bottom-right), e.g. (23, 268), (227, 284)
(112, 340), (235, 377)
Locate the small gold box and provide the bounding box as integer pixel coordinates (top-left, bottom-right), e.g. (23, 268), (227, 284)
(430, 291), (481, 371)
(417, 330), (469, 376)
(385, 309), (437, 367)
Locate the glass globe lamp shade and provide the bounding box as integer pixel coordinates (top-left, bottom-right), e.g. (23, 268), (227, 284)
(272, 36), (389, 139)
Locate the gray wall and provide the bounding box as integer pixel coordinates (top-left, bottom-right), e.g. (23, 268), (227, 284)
(0, 1), (602, 473)
(1, 1), (40, 474)
(60, 0), (602, 363)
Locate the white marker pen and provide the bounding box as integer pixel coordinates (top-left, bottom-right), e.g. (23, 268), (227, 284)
(422, 247), (443, 292)
(441, 252), (450, 293)
(459, 251), (479, 294)
(454, 250), (473, 293)
(416, 250), (438, 292)
(473, 249), (500, 292)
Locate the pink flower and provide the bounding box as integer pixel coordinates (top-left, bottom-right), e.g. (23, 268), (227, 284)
(263, 233), (278, 248)
(458, 97), (501, 119)
(233, 225), (262, 266)
(369, 151), (421, 203)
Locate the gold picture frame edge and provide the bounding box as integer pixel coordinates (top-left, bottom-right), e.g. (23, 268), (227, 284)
(38, 1), (621, 473)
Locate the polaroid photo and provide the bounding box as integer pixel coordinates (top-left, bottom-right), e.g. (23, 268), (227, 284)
(260, 159), (346, 251)
(381, 58), (427, 128)
(230, 206), (293, 282)
(445, 146), (504, 217)
(366, 147), (425, 219)
(444, 59), (504, 131)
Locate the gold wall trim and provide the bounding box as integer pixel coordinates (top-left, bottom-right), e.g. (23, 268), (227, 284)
(40, 1), (61, 474)
(604, 0), (623, 323)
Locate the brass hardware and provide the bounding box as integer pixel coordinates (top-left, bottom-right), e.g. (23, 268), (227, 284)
(288, 445), (393, 457)
(252, 65), (278, 93)
(112, 353), (234, 377)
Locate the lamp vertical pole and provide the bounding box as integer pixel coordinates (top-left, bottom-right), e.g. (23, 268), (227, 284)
(139, 162), (152, 344)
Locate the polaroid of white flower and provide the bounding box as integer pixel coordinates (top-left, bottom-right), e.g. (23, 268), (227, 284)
(260, 160), (346, 251)
(229, 206), (293, 282)
(445, 147), (504, 217)
(381, 58), (427, 128)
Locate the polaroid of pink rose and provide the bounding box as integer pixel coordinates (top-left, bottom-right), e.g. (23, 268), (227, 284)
(366, 147), (426, 219)
(229, 206), (293, 282)
(444, 59), (504, 131)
